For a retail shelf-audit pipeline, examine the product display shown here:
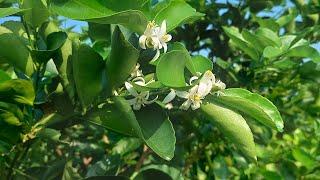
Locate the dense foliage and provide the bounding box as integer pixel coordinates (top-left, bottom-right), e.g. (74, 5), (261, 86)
(0, 0), (319, 179)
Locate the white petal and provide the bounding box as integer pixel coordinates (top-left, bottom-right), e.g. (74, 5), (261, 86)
(162, 89), (176, 104)
(198, 81), (212, 97)
(142, 91), (150, 99)
(191, 101), (201, 110)
(139, 35), (147, 49)
(162, 42), (168, 53)
(150, 49), (160, 63)
(151, 36), (161, 49)
(133, 77), (146, 86)
(180, 100), (192, 110)
(189, 85), (199, 95)
(125, 82), (138, 96)
(164, 34), (172, 42)
(176, 91), (189, 99)
(133, 103), (142, 110)
(161, 20), (167, 35)
(189, 76), (199, 85)
(127, 98), (137, 105)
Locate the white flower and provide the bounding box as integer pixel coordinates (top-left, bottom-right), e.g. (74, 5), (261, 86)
(154, 20), (172, 53)
(161, 70), (226, 110)
(213, 80), (226, 91)
(176, 83), (211, 110)
(130, 63), (143, 79)
(139, 21), (160, 50)
(125, 82), (158, 110)
(139, 20), (172, 62)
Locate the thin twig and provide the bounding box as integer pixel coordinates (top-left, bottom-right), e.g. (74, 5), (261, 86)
(135, 145), (152, 172)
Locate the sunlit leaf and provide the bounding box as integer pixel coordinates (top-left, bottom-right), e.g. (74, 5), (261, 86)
(200, 100), (256, 161)
(213, 88), (284, 132)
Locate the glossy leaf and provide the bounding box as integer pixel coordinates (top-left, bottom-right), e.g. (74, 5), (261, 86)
(154, 0), (204, 32)
(73, 44), (105, 108)
(106, 26), (139, 91)
(88, 97), (176, 160)
(213, 88), (284, 132)
(191, 55), (213, 74)
(255, 28), (281, 47)
(88, 97), (141, 137)
(0, 102), (23, 126)
(135, 104), (176, 160)
(292, 148), (317, 170)
(156, 50), (187, 88)
(0, 7), (27, 18)
(263, 46), (283, 59)
(49, 0), (148, 33)
(223, 26), (259, 60)
(0, 79), (35, 106)
(133, 164), (183, 180)
(170, 42), (197, 75)
(0, 26), (34, 76)
(200, 101), (256, 161)
(22, 0), (50, 27)
(284, 45), (320, 63)
(32, 31), (68, 62)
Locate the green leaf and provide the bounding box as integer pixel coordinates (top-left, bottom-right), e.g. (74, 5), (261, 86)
(263, 46), (283, 59)
(88, 97), (176, 160)
(22, 0), (49, 27)
(170, 42), (197, 75)
(88, 22), (111, 43)
(0, 79), (35, 106)
(223, 26), (259, 60)
(276, 9), (297, 27)
(0, 101), (24, 126)
(0, 70), (10, 83)
(133, 169), (173, 180)
(133, 164), (183, 180)
(135, 104), (176, 160)
(156, 50), (187, 88)
(0, 26), (34, 76)
(39, 22), (77, 101)
(73, 44), (105, 109)
(0, 121), (21, 153)
(88, 97), (141, 137)
(0, 7), (27, 18)
(112, 138), (142, 156)
(213, 88), (284, 132)
(284, 45), (320, 63)
(106, 26), (139, 91)
(292, 148), (317, 170)
(200, 101), (256, 161)
(62, 161), (82, 180)
(49, 0), (148, 33)
(32, 31), (68, 63)
(154, 0), (204, 32)
(37, 128), (61, 142)
(253, 16), (279, 32)
(255, 28), (281, 47)
(191, 55), (213, 74)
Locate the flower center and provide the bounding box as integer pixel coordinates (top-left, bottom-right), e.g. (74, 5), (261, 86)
(190, 94), (201, 102)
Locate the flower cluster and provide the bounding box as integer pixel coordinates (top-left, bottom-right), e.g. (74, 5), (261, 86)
(124, 65), (158, 110)
(163, 71), (226, 110)
(123, 21), (226, 111)
(139, 20), (172, 62)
